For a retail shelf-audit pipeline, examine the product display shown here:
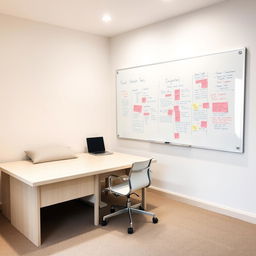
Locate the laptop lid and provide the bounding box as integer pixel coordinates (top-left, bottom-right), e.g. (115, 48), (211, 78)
(86, 137), (106, 153)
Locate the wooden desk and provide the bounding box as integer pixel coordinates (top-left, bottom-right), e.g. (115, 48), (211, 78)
(0, 152), (151, 247)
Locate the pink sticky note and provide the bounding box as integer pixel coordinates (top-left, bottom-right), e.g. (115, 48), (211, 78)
(142, 97), (147, 103)
(174, 89), (180, 101)
(143, 112), (150, 116)
(196, 79), (208, 88)
(203, 102), (209, 109)
(201, 79), (208, 88)
(174, 133), (180, 139)
(212, 102), (228, 113)
(133, 105), (142, 113)
(168, 109), (173, 116)
(175, 111), (180, 122)
(165, 93), (171, 97)
(201, 121), (208, 128)
(174, 105), (180, 112)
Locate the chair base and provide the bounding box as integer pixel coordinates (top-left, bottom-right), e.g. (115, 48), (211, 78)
(102, 197), (158, 233)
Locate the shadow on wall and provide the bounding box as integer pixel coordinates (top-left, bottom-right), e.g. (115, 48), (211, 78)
(115, 137), (248, 168)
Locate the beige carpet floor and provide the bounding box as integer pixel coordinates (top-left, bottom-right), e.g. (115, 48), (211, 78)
(0, 190), (256, 256)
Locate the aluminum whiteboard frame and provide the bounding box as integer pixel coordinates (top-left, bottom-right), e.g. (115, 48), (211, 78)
(115, 48), (247, 153)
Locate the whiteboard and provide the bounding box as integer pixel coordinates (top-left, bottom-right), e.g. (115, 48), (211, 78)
(116, 48), (246, 153)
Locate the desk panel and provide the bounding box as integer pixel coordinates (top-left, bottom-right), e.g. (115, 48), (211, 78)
(40, 176), (94, 207)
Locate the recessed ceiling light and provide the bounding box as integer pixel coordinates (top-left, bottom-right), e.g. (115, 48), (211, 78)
(102, 14), (112, 23)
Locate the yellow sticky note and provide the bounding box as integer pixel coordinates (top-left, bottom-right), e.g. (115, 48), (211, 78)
(192, 125), (198, 131)
(192, 103), (199, 111)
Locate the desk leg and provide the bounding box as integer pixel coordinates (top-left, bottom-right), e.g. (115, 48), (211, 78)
(10, 177), (41, 247)
(94, 174), (100, 226)
(1, 172), (11, 220)
(142, 188), (147, 210)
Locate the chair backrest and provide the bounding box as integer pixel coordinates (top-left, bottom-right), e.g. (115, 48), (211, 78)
(128, 159), (152, 192)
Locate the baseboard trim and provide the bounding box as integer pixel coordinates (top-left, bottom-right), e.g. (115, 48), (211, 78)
(149, 186), (256, 224)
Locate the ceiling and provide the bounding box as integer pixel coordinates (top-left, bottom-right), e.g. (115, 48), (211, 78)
(0, 0), (225, 37)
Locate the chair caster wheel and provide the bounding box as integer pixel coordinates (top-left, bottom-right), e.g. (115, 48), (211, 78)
(101, 220), (108, 226)
(152, 217), (158, 224)
(110, 207), (115, 213)
(127, 227), (134, 234)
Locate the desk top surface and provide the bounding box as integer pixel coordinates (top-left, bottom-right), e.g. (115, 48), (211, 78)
(0, 152), (152, 187)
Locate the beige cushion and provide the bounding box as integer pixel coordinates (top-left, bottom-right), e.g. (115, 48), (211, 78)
(25, 145), (77, 164)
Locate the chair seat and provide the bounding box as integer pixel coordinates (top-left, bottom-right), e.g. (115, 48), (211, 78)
(111, 181), (130, 195)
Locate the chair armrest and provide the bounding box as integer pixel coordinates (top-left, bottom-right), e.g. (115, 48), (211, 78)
(107, 175), (121, 189)
(107, 175), (129, 190)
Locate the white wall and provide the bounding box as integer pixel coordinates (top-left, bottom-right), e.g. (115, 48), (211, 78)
(0, 14), (110, 198)
(1, 0), (256, 219)
(110, 0), (256, 215)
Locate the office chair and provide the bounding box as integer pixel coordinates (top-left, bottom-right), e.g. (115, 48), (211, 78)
(101, 159), (158, 234)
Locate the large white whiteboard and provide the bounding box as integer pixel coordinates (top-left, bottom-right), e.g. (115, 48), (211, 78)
(116, 48), (246, 153)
